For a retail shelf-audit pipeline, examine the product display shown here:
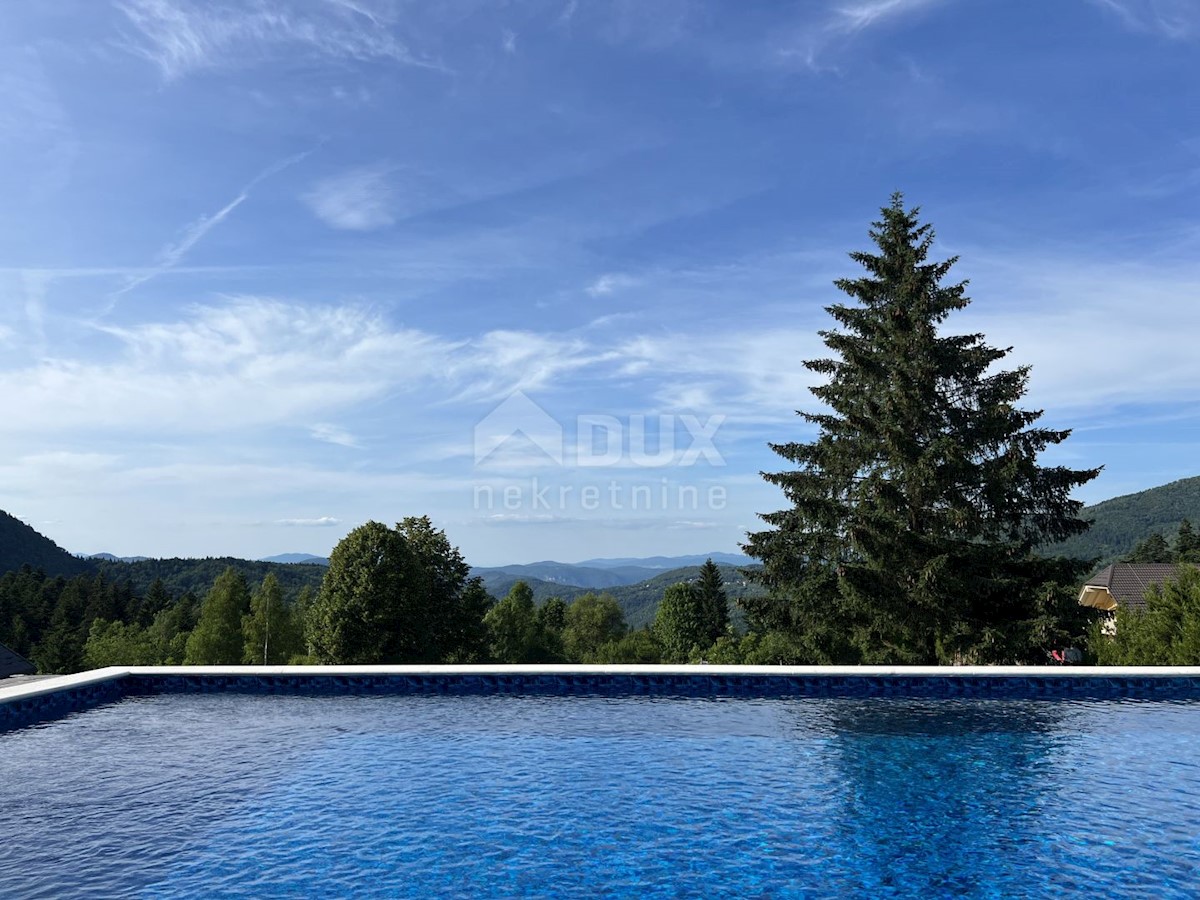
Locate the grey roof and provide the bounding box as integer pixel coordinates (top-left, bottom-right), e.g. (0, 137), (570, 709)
(1085, 563), (1181, 611)
(0, 641), (36, 678)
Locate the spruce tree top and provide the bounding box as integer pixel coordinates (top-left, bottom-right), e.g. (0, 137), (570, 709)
(759, 194), (1096, 552)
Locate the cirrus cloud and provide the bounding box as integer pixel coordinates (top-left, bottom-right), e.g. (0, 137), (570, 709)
(303, 164), (396, 231)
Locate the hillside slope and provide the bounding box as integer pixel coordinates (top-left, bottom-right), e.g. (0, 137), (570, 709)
(95, 557), (327, 599)
(476, 563), (761, 630)
(606, 564), (762, 630)
(471, 562), (659, 590)
(1046, 476), (1200, 564)
(0, 511), (92, 578)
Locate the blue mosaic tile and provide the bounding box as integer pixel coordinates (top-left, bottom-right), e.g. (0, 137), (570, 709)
(121, 672), (1200, 701)
(7, 671), (1200, 732)
(0, 679), (127, 733)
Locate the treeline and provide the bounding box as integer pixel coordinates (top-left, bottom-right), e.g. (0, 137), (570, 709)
(0, 516), (753, 672)
(1121, 520), (1200, 565)
(0, 567), (188, 673)
(484, 560), (733, 664)
(0, 511), (1107, 672)
(0, 565), (308, 672)
(92, 557), (326, 603)
(1043, 476), (1200, 565)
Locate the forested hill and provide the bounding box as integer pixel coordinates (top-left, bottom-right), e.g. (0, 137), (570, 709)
(0, 510), (326, 599)
(92, 557), (327, 599)
(0, 511), (92, 578)
(1045, 476), (1200, 564)
(477, 563), (762, 630)
(604, 564), (762, 630)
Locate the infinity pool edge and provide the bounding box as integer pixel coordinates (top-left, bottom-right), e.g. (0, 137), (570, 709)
(6, 664), (1200, 734)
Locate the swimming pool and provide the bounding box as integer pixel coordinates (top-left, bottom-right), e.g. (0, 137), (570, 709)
(3, 667), (1200, 898)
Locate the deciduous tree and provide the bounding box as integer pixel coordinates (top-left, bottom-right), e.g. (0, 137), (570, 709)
(535, 596), (567, 661)
(307, 518), (489, 664)
(1097, 565), (1200, 664)
(654, 583), (710, 662)
(83, 619), (157, 668)
(484, 581), (540, 663)
(242, 573), (301, 665)
(184, 567), (251, 665)
(562, 593), (627, 662)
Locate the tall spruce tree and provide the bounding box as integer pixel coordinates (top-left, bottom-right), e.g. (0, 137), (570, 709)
(1176, 520), (1200, 564)
(743, 195), (1100, 664)
(1124, 532), (1173, 564)
(695, 559), (730, 639)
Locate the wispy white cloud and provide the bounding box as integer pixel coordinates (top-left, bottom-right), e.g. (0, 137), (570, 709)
(8, 246), (1200, 552)
(310, 423), (362, 448)
(276, 516), (341, 527)
(0, 297), (616, 437)
(4, 297), (452, 434)
(617, 329), (827, 421)
(774, 0), (953, 71)
(445, 330), (615, 402)
(1087, 0), (1200, 39)
(557, 0), (579, 29)
(954, 252), (1200, 416)
(501, 28), (517, 54)
(116, 0), (445, 81)
(303, 164), (395, 231)
(585, 273), (638, 297)
(111, 149), (312, 301)
(832, 0), (946, 34)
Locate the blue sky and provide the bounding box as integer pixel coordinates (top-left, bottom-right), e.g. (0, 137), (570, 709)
(2, 0), (1199, 566)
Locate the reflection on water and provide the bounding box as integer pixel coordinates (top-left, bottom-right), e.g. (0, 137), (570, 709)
(809, 700), (1071, 895)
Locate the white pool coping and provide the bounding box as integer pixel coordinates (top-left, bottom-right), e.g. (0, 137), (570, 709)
(5, 664), (1200, 707)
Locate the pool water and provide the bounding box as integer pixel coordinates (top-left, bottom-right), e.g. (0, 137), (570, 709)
(2, 692), (1199, 898)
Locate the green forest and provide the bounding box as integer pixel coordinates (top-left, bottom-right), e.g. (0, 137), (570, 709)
(0, 524), (745, 672)
(7, 196), (1200, 673)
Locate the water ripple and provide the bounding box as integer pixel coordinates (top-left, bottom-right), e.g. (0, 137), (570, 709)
(1, 694), (1199, 898)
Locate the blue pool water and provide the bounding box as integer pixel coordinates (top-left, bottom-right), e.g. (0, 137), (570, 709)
(2, 691), (1200, 898)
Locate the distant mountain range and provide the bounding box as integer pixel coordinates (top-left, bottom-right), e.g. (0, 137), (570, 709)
(471, 563), (761, 630)
(0, 514), (756, 628)
(470, 553), (754, 593)
(259, 553), (331, 565)
(249, 551), (754, 582)
(573, 552), (753, 570)
(87, 552), (151, 563)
